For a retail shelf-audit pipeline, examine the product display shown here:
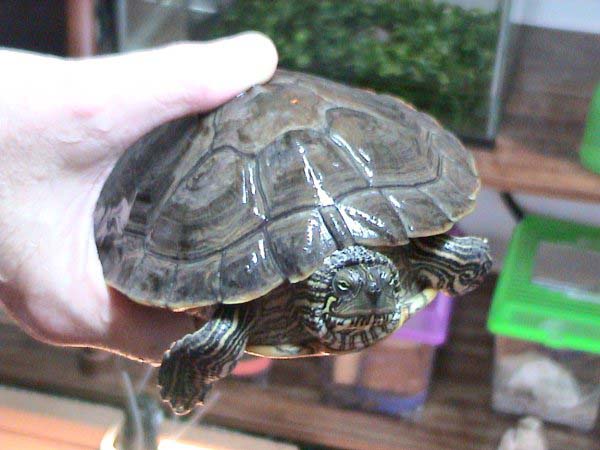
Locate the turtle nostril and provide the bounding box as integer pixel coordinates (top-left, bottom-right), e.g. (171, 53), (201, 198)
(367, 283), (382, 303)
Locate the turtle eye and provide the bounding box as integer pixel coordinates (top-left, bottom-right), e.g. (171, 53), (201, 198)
(333, 268), (363, 297)
(335, 279), (351, 292)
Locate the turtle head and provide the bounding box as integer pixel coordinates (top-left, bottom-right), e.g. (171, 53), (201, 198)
(299, 246), (412, 353)
(409, 235), (492, 296)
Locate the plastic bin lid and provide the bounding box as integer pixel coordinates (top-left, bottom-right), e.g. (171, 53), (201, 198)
(392, 291), (453, 346)
(488, 215), (600, 354)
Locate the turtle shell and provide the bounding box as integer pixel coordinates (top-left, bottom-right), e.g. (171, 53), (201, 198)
(94, 70), (479, 311)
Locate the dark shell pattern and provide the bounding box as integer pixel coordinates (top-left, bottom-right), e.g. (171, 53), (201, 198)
(94, 70), (479, 310)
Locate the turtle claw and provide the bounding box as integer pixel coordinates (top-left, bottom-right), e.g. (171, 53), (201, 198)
(159, 378), (211, 416)
(158, 345), (211, 415)
(167, 388), (210, 416)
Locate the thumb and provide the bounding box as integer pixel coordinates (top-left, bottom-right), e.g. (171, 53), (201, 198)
(69, 32), (278, 149)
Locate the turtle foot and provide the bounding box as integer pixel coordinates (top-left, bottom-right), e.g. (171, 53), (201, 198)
(158, 345), (211, 415)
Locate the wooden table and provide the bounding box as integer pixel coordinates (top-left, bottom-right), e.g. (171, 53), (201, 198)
(1, 277), (598, 449)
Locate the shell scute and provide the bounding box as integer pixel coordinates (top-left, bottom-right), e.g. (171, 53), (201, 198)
(338, 190), (409, 246)
(127, 253), (177, 307)
(219, 232), (284, 304)
(257, 129), (368, 217)
(213, 83), (328, 155)
(383, 187), (452, 237)
(149, 148), (266, 259)
(326, 108), (439, 187)
(171, 253), (221, 309)
(266, 209), (337, 282)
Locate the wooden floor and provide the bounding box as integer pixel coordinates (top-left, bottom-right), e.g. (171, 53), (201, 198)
(1, 276), (598, 449)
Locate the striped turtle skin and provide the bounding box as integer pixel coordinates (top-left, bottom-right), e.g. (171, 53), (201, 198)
(94, 70), (491, 414)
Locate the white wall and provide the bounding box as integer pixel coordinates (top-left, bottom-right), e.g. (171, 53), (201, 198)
(511, 0), (600, 34)
(442, 0), (600, 33)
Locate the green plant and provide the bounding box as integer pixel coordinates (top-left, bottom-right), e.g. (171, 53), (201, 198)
(202, 0), (501, 137)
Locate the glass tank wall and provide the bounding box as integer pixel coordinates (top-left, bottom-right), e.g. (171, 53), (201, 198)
(109, 0), (512, 142)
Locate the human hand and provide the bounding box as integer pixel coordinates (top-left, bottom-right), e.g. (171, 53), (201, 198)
(0, 33), (278, 363)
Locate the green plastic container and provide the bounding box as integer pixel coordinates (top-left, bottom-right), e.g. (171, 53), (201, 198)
(488, 215), (600, 430)
(580, 83), (600, 175)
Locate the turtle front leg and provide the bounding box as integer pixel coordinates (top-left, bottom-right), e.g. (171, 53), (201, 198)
(408, 234), (492, 296)
(158, 304), (254, 415)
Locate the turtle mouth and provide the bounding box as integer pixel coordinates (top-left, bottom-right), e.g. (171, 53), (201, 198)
(327, 311), (399, 333)
(330, 305), (396, 319)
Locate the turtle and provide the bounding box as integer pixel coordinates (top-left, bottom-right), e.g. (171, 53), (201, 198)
(94, 69), (491, 414)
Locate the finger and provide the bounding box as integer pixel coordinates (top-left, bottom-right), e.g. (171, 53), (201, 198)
(69, 32), (278, 149)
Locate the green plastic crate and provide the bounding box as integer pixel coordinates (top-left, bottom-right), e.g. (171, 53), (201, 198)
(580, 82), (600, 174)
(488, 215), (600, 354)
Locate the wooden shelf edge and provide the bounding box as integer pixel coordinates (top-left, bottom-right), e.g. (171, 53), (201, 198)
(469, 135), (600, 203)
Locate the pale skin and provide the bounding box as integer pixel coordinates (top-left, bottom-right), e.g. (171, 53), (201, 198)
(0, 32), (278, 364)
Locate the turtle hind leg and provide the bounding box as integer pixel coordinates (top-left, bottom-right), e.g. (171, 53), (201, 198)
(409, 234), (492, 296)
(158, 305), (254, 415)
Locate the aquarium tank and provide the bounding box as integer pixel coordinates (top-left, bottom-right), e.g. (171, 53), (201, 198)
(106, 0), (511, 142)
(190, 0), (511, 142)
